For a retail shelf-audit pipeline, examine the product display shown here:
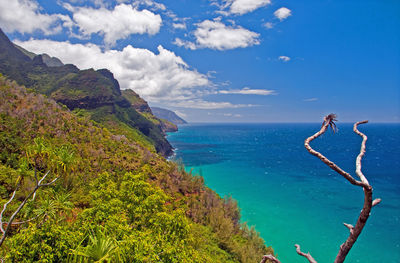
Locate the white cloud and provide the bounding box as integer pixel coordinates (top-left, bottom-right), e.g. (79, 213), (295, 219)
(304, 98), (318, 102)
(213, 0), (271, 15)
(274, 7), (292, 21)
(171, 99), (253, 109)
(67, 4), (162, 47)
(15, 39), (210, 103)
(131, 0), (166, 11)
(173, 38), (197, 50)
(176, 20), (260, 50)
(0, 0), (63, 34)
(263, 22), (274, 29)
(172, 23), (187, 30)
(279, 56), (290, 62)
(219, 87), (275, 95)
(228, 0), (271, 15)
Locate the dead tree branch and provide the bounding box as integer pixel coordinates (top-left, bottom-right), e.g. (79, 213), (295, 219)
(295, 244), (317, 263)
(260, 254), (281, 263)
(301, 114), (381, 263)
(0, 170), (60, 247)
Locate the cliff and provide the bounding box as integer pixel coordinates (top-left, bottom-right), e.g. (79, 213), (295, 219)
(122, 89), (178, 132)
(0, 28), (172, 156)
(151, 106), (187, 125)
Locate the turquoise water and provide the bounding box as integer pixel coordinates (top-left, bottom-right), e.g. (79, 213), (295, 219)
(167, 123), (400, 262)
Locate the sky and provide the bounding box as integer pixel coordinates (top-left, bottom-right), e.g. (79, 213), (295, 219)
(0, 0), (399, 123)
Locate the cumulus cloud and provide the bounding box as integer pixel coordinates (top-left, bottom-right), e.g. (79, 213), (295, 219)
(219, 87), (275, 95)
(228, 0), (271, 15)
(213, 0), (271, 15)
(278, 55), (290, 62)
(66, 3), (162, 47)
(175, 20), (260, 50)
(15, 39), (252, 109)
(15, 39), (209, 102)
(274, 7), (292, 21)
(0, 0), (64, 34)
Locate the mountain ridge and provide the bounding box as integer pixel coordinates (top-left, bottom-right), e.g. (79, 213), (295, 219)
(0, 28), (173, 156)
(151, 106), (187, 125)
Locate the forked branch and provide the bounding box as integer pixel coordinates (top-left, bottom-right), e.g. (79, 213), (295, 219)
(295, 244), (317, 263)
(0, 170), (60, 247)
(300, 114), (381, 263)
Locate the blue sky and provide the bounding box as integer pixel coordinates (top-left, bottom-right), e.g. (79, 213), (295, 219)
(1, 0), (399, 122)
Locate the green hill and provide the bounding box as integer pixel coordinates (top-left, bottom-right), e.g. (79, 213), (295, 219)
(122, 89), (178, 132)
(0, 75), (274, 262)
(0, 29), (172, 156)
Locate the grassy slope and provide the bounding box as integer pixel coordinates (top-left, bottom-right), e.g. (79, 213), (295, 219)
(0, 75), (275, 262)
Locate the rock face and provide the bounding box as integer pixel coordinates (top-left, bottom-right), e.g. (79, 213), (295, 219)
(40, 54), (64, 67)
(122, 89), (152, 113)
(122, 89), (178, 133)
(151, 107), (187, 125)
(0, 28), (173, 157)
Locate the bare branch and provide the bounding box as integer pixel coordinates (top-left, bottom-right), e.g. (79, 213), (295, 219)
(334, 120), (377, 263)
(0, 170), (59, 247)
(372, 198), (381, 207)
(343, 223), (354, 234)
(39, 176), (60, 187)
(32, 170), (50, 201)
(304, 115), (380, 263)
(260, 254), (281, 263)
(304, 115), (368, 188)
(8, 214), (41, 225)
(295, 244), (317, 263)
(0, 188), (18, 233)
(353, 121), (369, 185)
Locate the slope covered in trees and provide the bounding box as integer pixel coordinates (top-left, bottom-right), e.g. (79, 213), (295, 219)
(0, 28), (172, 156)
(0, 75), (274, 262)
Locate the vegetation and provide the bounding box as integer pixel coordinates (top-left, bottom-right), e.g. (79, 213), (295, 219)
(0, 28), (172, 156)
(122, 89), (178, 132)
(0, 75), (274, 262)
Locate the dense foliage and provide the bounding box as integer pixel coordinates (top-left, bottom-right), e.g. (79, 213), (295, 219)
(0, 76), (275, 262)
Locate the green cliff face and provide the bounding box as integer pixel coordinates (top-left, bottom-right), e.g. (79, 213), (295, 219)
(151, 106), (187, 125)
(0, 29), (172, 156)
(122, 89), (178, 132)
(0, 74), (274, 262)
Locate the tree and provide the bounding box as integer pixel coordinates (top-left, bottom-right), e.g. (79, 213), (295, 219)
(260, 114), (381, 263)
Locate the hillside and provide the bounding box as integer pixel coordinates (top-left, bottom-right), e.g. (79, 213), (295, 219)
(0, 75), (274, 262)
(151, 107), (188, 125)
(122, 89), (178, 132)
(0, 29), (172, 156)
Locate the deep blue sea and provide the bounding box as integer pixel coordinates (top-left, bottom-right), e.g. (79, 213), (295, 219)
(167, 123), (400, 263)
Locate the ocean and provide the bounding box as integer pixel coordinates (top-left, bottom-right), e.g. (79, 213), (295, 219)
(167, 123), (400, 263)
